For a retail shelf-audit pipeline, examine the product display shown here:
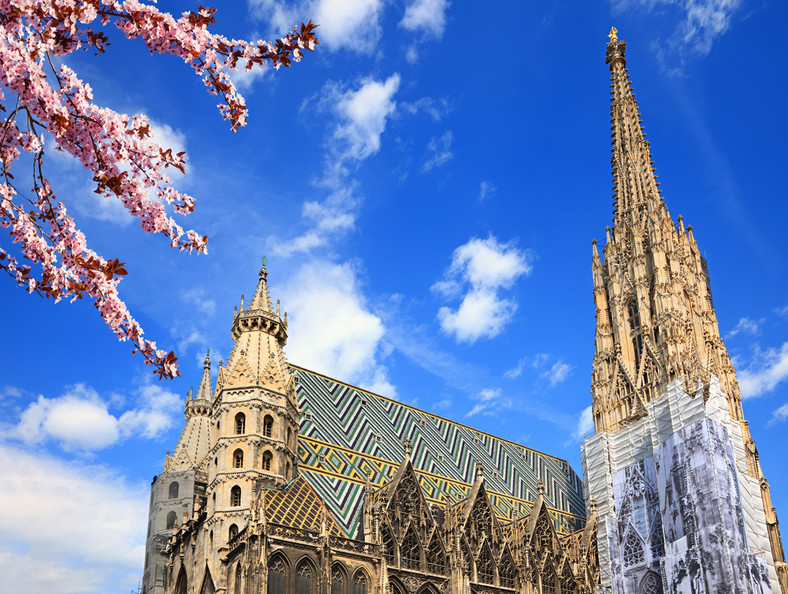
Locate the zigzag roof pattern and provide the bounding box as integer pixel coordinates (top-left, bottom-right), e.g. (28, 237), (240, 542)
(291, 365), (586, 538)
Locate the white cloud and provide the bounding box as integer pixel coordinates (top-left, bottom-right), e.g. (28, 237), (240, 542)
(332, 75), (401, 162)
(768, 402), (788, 427)
(738, 343), (788, 399)
(230, 60), (269, 92)
(400, 0), (450, 38)
(433, 398), (452, 411)
(570, 405), (594, 442)
(182, 287), (217, 317)
(399, 97), (452, 121)
(0, 445), (148, 593)
(314, 0), (384, 53)
(465, 387), (510, 418)
(542, 360), (573, 387)
(6, 382), (181, 451)
(479, 180), (496, 203)
(422, 130), (454, 172)
(433, 236), (531, 343)
(726, 316), (763, 338)
(281, 260), (395, 397)
(612, 0), (743, 70)
(773, 305), (788, 319)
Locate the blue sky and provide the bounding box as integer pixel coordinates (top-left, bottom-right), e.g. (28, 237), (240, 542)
(1, 0), (787, 591)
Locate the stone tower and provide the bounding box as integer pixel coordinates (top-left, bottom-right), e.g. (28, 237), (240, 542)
(142, 352), (213, 593)
(205, 260), (301, 536)
(582, 28), (787, 593)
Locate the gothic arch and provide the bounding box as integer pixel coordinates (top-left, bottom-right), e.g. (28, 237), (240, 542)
(400, 522), (422, 570)
(425, 531), (446, 574)
(331, 562), (348, 594)
(476, 540), (495, 585)
(262, 450), (273, 472)
(267, 552), (289, 594)
(415, 584), (440, 594)
(295, 556), (317, 594)
(169, 481), (180, 499)
(351, 569), (370, 594)
(389, 577), (406, 594)
(233, 448), (244, 468)
(174, 567), (187, 594)
(498, 546), (516, 588)
(539, 560), (558, 594)
(622, 524), (645, 568)
(200, 567), (216, 594)
(235, 412), (246, 434)
(234, 563), (243, 594)
(638, 571), (662, 594)
(264, 414), (274, 438)
(166, 510), (177, 530)
(381, 520), (396, 565)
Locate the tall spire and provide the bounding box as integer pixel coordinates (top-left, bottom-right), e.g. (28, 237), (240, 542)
(606, 27), (664, 227)
(591, 29), (743, 434)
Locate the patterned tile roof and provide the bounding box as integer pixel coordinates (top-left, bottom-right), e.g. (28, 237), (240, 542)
(264, 475), (344, 536)
(292, 365), (586, 538)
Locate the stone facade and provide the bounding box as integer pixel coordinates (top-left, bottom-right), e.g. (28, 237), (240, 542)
(582, 28), (787, 593)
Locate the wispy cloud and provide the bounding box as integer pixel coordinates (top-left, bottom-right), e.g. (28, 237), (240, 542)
(726, 316), (763, 339)
(465, 387), (508, 418)
(768, 402), (788, 427)
(737, 343), (788, 398)
(611, 0), (744, 73)
(541, 360), (573, 387)
(433, 236), (531, 343)
(422, 130), (454, 172)
(400, 0), (450, 38)
(4, 381), (181, 451)
(479, 180), (496, 203)
(280, 260), (395, 397)
(569, 405), (594, 443)
(0, 445), (148, 593)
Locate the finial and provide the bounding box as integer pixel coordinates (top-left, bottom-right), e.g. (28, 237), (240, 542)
(590, 499), (597, 515)
(276, 299), (280, 317)
(262, 255), (268, 268)
(537, 480), (545, 498)
(475, 461), (484, 480)
(186, 386), (192, 401)
(608, 27), (618, 44)
(591, 238), (597, 246)
(203, 349), (210, 368)
(240, 294), (245, 312)
(403, 438), (412, 456)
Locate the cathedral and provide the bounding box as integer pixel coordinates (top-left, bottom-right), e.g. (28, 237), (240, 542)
(142, 31), (787, 594)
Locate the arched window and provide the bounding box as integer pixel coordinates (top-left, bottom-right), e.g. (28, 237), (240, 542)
(540, 565), (557, 594)
(231, 486), (241, 507)
(268, 556), (286, 594)
(476, 544), (494, 584)
(401, 525), (420, 570)
(235, 413), (246, 435)
(166, 510), (177, 530)
(381, 523), (395, 565)
(623, 529), (645, 567)
(286, 461), (292, 480)
(499, 549), (515, 588)
(234, 564), (243, 594)
(426, 535), (445, 574)
(262, 451), (273, 471)
(263, 415), (274, 438)
(229, 523), (238, 541)
(287, 426), (293, 449)
(352, 572), (368, 594)
(628, 299), (643, 371)
(296, 561), (314, 594)
(639, 572), (661, 594)
(169, 481), (179, 499)
(233, 449), (244, 468)
(331, 565), (345, 594)
(175, 568), (188, 594)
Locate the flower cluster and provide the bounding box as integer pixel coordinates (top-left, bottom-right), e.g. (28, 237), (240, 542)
(0, 1), (318, 379)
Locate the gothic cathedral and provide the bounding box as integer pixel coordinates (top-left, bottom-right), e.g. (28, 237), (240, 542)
(142, 31), (787, 594)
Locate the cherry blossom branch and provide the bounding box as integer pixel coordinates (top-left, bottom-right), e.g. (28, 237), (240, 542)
(0, 1), (319, 379)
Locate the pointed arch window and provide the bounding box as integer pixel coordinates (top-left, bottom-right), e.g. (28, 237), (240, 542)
(499, 549), (516, 588)
(231, 486), (241, 507)
(166, 510), (177, 530)
(623, 529), (644, 567)
(234, 564), (243, 594)
(233, 449), (244, 468)
(229, 523), (238, 541)
(352, 572), (368, 594)
(400, 525), (421, 570)
(540, 564), (558, 594)
(476, 544), (494, 584)
(331, 565), (345, 594)
(262, 451), (273, 471)
(268, 556), (286, 594)
(264, 415), (274, 438)
(287, 426), (293, 449)
(235, 413), (246, 435)
(296, 561), (314, 594)
(426, 534), (445, 574)
(639, 571), (661, 594)
(628, 299), (643, 372)
(381, 524), (395, 565)
(175, 568), (188, 594)
(169, 481), (179, 499)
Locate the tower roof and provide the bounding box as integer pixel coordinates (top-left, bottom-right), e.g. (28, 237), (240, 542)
(165, 355), (213, 472)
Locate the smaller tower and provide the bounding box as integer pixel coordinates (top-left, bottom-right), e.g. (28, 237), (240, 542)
(205, 260), (300, 561)
(142, 352), (213, 594)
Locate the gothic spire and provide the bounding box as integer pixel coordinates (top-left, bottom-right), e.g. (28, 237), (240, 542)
(591, 29), (744, 434)
(606, 27), (664, 228)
